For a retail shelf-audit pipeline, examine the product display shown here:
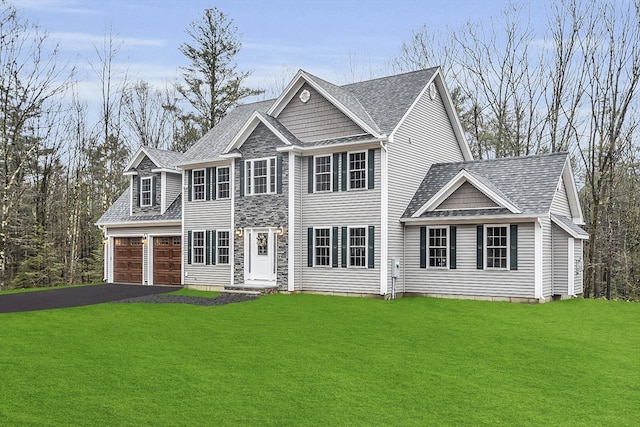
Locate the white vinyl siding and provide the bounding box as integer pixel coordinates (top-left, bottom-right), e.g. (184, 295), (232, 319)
(301, 149), (380, 294)
(574, 239), (584, 294)
(551, 179), (572, 217)
(404, 223), (536, 298)
(183, 196), (232, 286)
(165, 173), (182, 209)
(551, 223), (569, 295)
(541, 216), (553, 297)
(387, 82), (466, 291)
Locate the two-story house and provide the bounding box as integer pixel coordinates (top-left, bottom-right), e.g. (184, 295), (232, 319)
(98, 67), (587, 302)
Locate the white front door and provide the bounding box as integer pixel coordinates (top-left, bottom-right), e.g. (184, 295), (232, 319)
(245, 228), (276, 284)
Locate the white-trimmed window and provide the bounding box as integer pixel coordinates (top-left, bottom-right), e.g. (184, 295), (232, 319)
(314, 155), (332, 192)
(314, 228), (331, 266)
(217, 230), (230, 264)
(246, 157), (276, 195)
(192, 169), (206, 201)
(428, 227), (448, 268)
(192, 231), (205, 264)
(140, 177), (152, 207)
(486, 225), (508, 269)
(348, 151), (367, 190)
(348, 227), (367, 267)
(217, 167), (230, 199)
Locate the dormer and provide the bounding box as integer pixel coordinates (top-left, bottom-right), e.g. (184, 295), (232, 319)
(123, 147), (183, 216)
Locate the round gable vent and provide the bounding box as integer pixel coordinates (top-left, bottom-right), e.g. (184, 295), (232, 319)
(299, 89), (311, 103)
(429, 82), (437, 100)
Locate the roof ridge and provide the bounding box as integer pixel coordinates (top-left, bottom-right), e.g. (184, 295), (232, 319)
(339, 66), (440, 88)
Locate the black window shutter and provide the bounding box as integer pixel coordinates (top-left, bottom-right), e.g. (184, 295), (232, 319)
(211, 230), (217, 265)
(239, 161), (245, 197)
(277, 155), (283, 194)
(450, 226), (457, 269)
(205, 230), (211, 265)
(136, 175), (141, 207)
(211, 167), (217, 200)
(341, 152), (347, 191)
(420, 226), (427, 268)
(152, 176), (157, 206)
(332, 227), (338, 268)
(187, 231), (192, 265)
(332, 153), (340, 192)
(307, 228), (313, 267)
(510, 224), (518, 270)
(476, 225), (484, 269)
(368, 225), (375, 268)
(205, 168), (211, 201)
(308, 157), (314, 193)
(367, 149), (375, 190)
(341, 226), (347, 267)
(187, 170), (192, 202)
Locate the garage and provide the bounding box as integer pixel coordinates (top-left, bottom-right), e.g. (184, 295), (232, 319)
(113, 237), (143, 284)
(153, 236), (182, 285)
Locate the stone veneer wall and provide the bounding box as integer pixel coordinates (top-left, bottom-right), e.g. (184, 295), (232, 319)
(131, 157), (161, 215)
(233, 124), (289, 290)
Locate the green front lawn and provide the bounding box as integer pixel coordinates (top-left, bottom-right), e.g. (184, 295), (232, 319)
(0, 293), (638, 426)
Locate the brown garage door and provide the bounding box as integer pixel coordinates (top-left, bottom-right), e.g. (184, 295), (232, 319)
(114, 237), (143, 284)
(153, 236), (182, 286)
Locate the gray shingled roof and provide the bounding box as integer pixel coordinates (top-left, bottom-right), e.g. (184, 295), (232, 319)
(551, 213), (590, 239)
(304, 71), (381, 135)
(404, 152), (570, 218)
(96, 189), (182, 225)
(179, 100), (274, 165)
(179, 68), (440, 165)
(343, 67), (438, 135)
(143, 147), (185, 170)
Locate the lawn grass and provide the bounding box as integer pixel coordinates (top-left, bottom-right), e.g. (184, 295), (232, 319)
(0, 294), (638, 426)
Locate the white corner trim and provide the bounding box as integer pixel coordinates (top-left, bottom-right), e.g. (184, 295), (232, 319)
(380, 142), (388, 296)
(288, 151), (296, 292)
(160, 171), (167, 214)
(562, 157), (585, 225)
(412, 169), (521, 218)
(534, 218), (543, 299)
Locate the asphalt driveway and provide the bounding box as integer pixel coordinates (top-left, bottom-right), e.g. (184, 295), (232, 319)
(0, 284), (180, 313)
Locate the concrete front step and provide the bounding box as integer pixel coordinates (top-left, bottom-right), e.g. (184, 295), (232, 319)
(221, 289), (261, 296)
(223, 285), (278, 295)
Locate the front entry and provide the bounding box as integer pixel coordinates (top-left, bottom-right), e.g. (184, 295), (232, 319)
(244, 228), (277, 284)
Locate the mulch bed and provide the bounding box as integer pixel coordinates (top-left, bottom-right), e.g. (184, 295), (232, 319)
(114, 293), (257, 306)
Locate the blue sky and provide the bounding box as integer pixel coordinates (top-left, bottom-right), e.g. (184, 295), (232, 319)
(17, 0), (541, 102)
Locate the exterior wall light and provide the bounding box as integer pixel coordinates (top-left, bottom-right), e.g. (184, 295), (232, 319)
(235, 228), (243, 237)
